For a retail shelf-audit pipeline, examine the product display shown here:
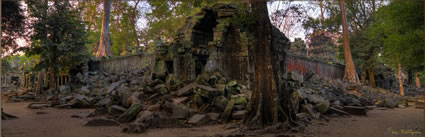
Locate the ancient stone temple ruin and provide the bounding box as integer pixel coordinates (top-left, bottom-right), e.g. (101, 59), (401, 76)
(152, 4), (253, 86)
(151, 4), (345, 89)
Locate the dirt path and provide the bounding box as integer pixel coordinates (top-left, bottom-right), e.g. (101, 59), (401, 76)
(1, 102), (424, 137)
(299, 107), (424, 137)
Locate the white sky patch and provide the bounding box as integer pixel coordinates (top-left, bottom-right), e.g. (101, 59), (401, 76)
(267, 1), (322, 42)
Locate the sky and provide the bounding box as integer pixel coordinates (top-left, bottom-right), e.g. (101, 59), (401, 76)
(268, 1), (321, 41)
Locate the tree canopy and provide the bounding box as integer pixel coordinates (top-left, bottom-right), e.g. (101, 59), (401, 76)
(25, 1), (89, 76)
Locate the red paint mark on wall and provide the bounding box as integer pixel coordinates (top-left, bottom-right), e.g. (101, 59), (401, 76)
(285, 56), (344, 80)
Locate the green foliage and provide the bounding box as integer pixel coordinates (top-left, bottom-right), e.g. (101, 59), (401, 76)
(1, 1), (26, 55)
(1, 55), (39, 74)
(26, 1), (89, 75)
(79, 1), (140, 56)
(227, 4), (255, 27)
(144, 0), (216, 44)
(368, 0), (424, 71)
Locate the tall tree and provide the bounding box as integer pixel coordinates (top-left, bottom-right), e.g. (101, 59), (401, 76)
(27, 0), (88, 89)
(339, 0), (360, 84)
(130, 0), (141, 47)
(96, 0), (112, 57)
(368, 0), (424, 95)
(36, 0), (49, 94)
(319, 0), (325, 30)
(246, 0), (295, 128)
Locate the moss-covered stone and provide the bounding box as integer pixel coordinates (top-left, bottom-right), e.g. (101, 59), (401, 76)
(118, 104), (144, 123)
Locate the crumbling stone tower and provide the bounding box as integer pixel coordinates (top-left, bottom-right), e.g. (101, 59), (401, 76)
(153, 4), (290, 89)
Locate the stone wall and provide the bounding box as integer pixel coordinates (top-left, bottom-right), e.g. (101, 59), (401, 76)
(93, 4), (345, 83)
(98, 53), (154, 74)
(285, 53), (344, 80)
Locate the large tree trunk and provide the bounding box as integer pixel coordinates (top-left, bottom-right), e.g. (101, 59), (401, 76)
(247, 0), (277, 126)
(130, 0), (141, 47)
(361, 69), (366, 84)
(408, 69), (413, 85)
(36, 71), (43, 93)
(96, 0), (112, 57)
(340, 0), (360, 84)
(416, 72), (421, 88)
(319, 0), (325, 30)
(398, 63), (404, 96)
(368, 68), (375, 87)
(37, 0), (49, 94)
(246, 0), (294, 128)
(49, 71), (55, 89)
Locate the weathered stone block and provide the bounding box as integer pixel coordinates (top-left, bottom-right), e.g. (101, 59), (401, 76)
(188, 114), (210, 126)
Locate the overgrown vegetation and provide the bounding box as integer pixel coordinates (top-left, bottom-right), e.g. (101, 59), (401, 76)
(24, 1), (89, 85)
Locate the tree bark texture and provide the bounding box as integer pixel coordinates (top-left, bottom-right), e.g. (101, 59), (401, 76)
(247, 0), (277, 126)
(96, 0), (112, 57)
(340, 0), (360, 84)
(361, 69), (366, 84)
(37, 0), (48, 93)
(246, 0), (294, 127)
(367, 68), (375, 87)
(130, 0), (141, 47)
(319, 0), (325, 30)
(398, 63), (404, 96)
(416, 72), (421, 88)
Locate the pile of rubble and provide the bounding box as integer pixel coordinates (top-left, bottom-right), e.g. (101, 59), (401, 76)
(288, 70), (416, 123)
(34, 69), (251, 133)
(13, 68), (421, 134)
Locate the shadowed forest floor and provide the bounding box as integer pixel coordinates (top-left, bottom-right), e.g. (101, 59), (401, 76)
(1, 102), (423, 137)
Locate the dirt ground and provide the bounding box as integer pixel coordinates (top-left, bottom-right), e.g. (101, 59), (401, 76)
(1, 102), (424, 137)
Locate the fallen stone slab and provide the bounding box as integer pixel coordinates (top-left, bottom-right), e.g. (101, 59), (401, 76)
(172, 97), (189, 104)
(383, 97), (398, 108)
(315, 100), (330, 113)
(84, 117), (120, 126)
(343, 106), (366, 116)
(108, 105), (127, 115)
(207, 113), (220, 121)
(407, 99), (416, 106)
(147, 104), (160, 111)
(150, 79), (165, 87)
(94, 97), (112, 107)
(177, 84), (194, 96)
(328, 107), (350, 115)
(2, 111), (18, 120)
(71, 112), (93, 119)
(188, 114), (211, 126)
(153, 84), (166, 91)
(156, 87), (169, 95)
(107, 80), (125, 94)
(365, 106), (376, 110)
(27, 103), (49, 109)
(135, 111), (186, 128)
(161, 102), (190, 119)
(143, 86), (154, 93)
(376, 107), (387, 110)
(122, 123), (146, 133)
(221, 100), (235, 123)
(35, 111), (47, 115)
(194, 84), (219, 92)
(232, 110), (247, 119)
(67, 98), (92, 108)
(118, 104), (144, 123)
